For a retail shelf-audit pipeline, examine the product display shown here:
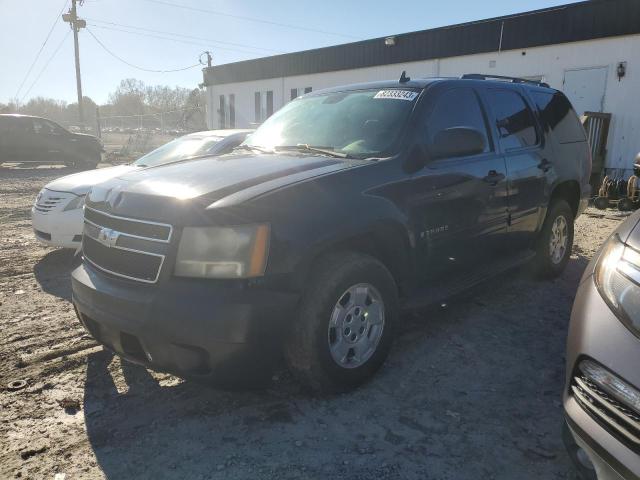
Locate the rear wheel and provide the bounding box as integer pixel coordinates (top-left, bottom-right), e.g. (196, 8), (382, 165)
(285, 252), (398, 393)
(532, 199), (574, 278)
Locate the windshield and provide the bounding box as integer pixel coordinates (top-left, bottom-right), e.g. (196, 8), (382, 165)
(133, 135), (223, 167)
(243, 88), (420, 159)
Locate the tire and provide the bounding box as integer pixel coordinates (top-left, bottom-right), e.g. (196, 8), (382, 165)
(593, 196), (609, 210)
(67, 152), (100, 170)
(618, 197), (634, 211)
(285, 252), (398, 393)
(532, 199), (574, 278)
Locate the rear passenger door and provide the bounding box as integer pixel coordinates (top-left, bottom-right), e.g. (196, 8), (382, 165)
(2, 117), (38, 162)
(411, 86), (509, 278)
(482, 88), (550, 250)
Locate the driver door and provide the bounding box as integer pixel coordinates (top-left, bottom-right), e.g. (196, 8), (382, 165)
(409, 86), (509, 279)
(31, 118), (70, 163)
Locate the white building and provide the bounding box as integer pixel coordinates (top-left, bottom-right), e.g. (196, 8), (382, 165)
(203, 0), (640, 174)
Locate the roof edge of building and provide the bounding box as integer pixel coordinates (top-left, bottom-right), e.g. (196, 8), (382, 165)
(203, 0), (640, 87)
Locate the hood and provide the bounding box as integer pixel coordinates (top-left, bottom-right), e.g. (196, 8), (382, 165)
(86, 153), (359, 220)
(621, 209), (640, 251)
(45, 165), (138, 195)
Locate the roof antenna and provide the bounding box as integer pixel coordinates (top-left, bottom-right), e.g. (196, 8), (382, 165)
(399, 71), (410, 83)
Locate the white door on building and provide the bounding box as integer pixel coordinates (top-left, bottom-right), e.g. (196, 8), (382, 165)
(562, 67), (608, 115)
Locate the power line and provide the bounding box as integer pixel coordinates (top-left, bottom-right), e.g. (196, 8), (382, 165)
(86, 23), (271, 57)
(139, 0), (359, 40)
(86, 18), (285, 54)
(21, 30), (72, 103)
(14, 0), (69, 101)
(86, 28), (201, 73)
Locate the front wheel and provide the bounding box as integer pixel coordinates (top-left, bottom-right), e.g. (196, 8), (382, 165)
(285, 252), (398, 393)
(532, 199), (574, 278)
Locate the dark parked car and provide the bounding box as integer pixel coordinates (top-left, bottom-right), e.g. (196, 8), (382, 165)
(72, 75), (591, 392)
(564, 209), (640, 479)
(0, 114), (103, 168)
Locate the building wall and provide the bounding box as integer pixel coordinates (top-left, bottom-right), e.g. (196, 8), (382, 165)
(206, 34), (640, 172)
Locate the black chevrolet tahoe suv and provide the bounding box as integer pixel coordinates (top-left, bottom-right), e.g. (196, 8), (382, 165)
(72, 75), (591, 392)
(0, 114), (102, 168)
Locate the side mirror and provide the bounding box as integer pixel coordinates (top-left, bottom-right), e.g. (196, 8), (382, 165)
(430, 127), (485, 160)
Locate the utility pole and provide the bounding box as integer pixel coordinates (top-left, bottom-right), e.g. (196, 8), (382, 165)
(62, 0), (86, 128)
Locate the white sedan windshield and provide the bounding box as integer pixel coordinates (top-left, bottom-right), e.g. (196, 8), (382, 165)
(134, 136), (222, 167)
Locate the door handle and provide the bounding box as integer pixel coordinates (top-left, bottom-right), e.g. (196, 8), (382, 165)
(483, 170), (504, 186)
(538, 158), (551, 172)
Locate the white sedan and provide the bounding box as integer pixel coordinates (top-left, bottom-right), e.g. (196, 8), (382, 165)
(32, 129), (252, 249)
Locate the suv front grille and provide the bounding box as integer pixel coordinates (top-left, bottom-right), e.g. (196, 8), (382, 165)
(571, 374), (640, 451)
(82, 207), (173, 283)
(85, 207), (171, 241)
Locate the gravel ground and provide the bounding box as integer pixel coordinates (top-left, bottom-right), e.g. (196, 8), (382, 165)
(0, 165), (630, 480)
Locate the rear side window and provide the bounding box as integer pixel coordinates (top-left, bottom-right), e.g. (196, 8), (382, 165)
(426, 87), (491, 153)
(531, 91), (586, 144)
(486, 89), (538, 150)
(0, 117), (32, 134)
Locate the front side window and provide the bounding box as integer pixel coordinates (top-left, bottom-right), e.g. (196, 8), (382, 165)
(33, 118), (65, 135)
(486, 89), (538, 150)
(134, 135), (222, 167)
(425, 88), (491, 153)
(244, 88), (420, 159)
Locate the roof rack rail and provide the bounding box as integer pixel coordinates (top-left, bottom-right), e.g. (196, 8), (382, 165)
(460, 73), (550, 88)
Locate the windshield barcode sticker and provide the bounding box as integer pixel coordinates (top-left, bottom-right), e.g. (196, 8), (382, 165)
(374, 90), (419, 101)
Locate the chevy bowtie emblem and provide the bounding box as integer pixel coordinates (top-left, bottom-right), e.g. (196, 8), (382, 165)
(97, 227), (120, 248)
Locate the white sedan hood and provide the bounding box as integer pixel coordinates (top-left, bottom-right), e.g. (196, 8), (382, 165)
(44, 165), (138, 195)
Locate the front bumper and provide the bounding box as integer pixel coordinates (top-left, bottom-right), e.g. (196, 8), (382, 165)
(563, 275), (640, 479)
(71, 261), (299, 381)
(31, 206), (83, 249)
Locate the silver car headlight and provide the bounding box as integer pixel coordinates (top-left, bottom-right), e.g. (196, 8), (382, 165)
(594, 234), (640, 335)
(63, 194), (86, 211)
(174, 224), (270, 279)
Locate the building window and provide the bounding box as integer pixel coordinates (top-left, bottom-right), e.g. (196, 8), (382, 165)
(254, 90), (274, 123)
(229, 94), (235, 128)
(254, 92), (261, 123)
(266, 91), (273, 118)
(218, 95), (226, 129)
(290, 87), (313, 101)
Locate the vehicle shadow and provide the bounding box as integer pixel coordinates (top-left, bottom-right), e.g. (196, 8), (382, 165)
(81, 254), (589, 479)
(0, 163), (107, 179)
(33, 248), (79, 301)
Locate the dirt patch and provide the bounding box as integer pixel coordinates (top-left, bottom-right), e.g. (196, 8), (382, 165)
(0, 165), (627, 479)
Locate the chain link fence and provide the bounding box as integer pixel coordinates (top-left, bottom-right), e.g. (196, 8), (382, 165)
(57, 107), (207, 165)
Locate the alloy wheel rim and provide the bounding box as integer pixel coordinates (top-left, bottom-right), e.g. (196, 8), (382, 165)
(327, 283), (385, 369)
(549, 215), (569, 265)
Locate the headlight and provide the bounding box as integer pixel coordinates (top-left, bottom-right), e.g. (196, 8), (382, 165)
(174, 224), (269, 279)
(63, 195), (86, 211)
(594, 234), (640, 334)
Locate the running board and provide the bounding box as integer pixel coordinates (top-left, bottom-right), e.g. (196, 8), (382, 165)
(401, 249), (536, 312)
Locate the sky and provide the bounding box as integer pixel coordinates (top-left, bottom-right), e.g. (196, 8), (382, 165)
(0, 0), (576, 106)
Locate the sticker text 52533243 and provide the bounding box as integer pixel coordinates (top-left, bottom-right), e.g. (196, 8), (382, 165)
(373, 90), (419, 101)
